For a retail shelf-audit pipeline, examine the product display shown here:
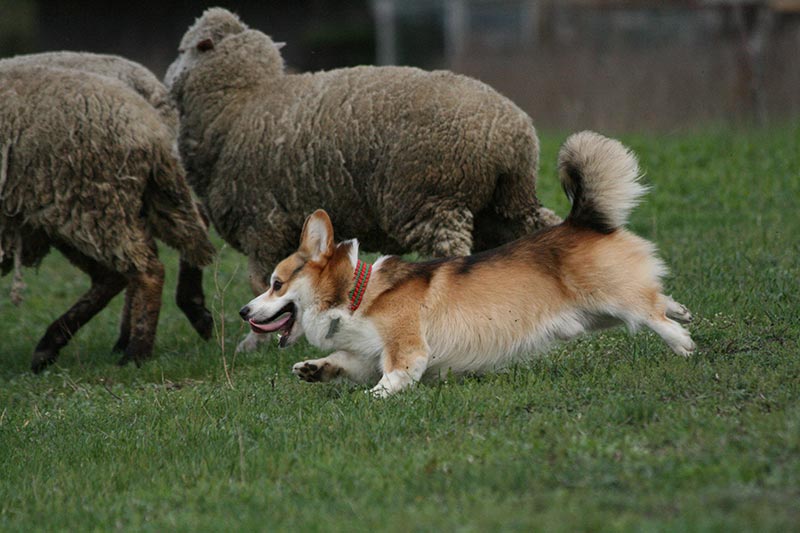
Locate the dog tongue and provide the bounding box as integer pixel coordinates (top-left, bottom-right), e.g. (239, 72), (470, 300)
(249, 314), (292, 334)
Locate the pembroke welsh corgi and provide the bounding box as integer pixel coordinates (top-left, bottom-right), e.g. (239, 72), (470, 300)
(239, 131), (695, 397)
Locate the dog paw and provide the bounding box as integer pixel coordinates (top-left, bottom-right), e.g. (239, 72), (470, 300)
(293, 360), (327, 382)
(669, 306), (693, 324)
(368, 384), (391, 398)
(666, 297), (693, 324)
(672, 335), (696, 357)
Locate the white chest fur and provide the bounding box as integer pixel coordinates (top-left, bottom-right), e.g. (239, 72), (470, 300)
(301, 305), (383, 357)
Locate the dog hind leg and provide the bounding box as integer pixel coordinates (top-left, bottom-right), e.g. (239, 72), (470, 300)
(630, 293), (696, 357)
(645, 314), (696, 357)
(601, 290), (695, 357)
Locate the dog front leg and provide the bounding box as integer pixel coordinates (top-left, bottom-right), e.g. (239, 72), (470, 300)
(293, 350), (378, 384)
(370, 345), (429, 398)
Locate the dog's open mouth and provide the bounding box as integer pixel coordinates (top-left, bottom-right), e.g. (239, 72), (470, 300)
(248, 302), (296, 347)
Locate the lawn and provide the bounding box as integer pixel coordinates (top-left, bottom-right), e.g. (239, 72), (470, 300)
(1, 127), (798, 531)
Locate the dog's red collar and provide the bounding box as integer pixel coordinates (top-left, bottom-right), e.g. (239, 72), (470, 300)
(348, 260), (372, 312)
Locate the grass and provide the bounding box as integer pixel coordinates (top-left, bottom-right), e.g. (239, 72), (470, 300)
(1, 127), (798, 531)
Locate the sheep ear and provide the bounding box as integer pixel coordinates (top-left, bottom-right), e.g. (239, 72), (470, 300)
(274, 41), (286, 50)
(196, 38), (214, 52)
(299, 210), (334, 262)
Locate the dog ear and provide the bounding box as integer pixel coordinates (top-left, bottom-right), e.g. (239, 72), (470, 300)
(299, 209), (334, 262)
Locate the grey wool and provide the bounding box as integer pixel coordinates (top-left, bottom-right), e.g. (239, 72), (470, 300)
(0, 51), (179, 136)
(166, 8), (560, 293)
(0, 55), (215, 372)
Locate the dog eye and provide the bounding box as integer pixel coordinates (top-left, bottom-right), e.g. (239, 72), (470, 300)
(272, 280), (283, 292)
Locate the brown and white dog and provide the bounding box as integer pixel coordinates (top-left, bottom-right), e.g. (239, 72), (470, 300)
(239, 131), (695, 397)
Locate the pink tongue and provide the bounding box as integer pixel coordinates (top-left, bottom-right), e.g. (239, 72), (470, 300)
(249, 314), (292, 333)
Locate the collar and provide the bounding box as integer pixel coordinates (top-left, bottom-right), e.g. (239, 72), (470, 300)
(348, 260), (372, 312)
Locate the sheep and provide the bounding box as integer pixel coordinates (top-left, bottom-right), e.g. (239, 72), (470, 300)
(0, 51), (215, 349)
(166, 8), (560, 351)
(0, 60), (216, 372)
(0, 51), (178, 136)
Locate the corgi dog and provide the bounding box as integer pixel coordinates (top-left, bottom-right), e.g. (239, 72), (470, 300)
(239, 131), (695, 397)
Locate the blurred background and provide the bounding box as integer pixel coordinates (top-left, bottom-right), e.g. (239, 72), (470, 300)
(1, 0), (798, 132)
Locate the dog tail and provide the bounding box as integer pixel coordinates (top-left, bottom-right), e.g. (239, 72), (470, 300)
(558, 131), (647, 233)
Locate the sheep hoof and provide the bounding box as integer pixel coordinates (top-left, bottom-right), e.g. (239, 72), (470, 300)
(117, 344), (148, 368)
(190, 308), (214, 340)
(116, 353), (144, 368)
(111, 337), (129, 354)
(30, 349), (57, 374)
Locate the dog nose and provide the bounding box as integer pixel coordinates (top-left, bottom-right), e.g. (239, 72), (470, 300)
(239, 306), (250, 320)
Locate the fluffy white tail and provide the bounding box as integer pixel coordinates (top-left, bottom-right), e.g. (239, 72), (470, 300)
(558, 131), (647, 232)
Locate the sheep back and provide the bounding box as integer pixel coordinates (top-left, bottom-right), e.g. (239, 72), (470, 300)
(170, 9), (553, 272)
(181, 52), (539, 258)
(0, 51), (178, 135)
(0, 64), (213, 273)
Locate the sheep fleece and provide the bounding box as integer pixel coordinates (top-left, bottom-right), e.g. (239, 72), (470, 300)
(169, 8), (559, 284)
(0, 51), (178, 135)
(0, 65), (213, 274)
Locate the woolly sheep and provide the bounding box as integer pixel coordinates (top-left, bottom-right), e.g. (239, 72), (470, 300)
(165, 8), (560, 299)
(0, 59), (215, 372)
(0, 51), (214, 354)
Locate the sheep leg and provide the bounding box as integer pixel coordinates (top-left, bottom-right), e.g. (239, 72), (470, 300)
(390, 200), (473, 258)
(31, 246), (127, 373)
(175, 201), (214, 339)
(176, 258), (213, 340)
(111, 286), (135, 353)
(472, 173), (562, 251)
(117, 257), (165, 367)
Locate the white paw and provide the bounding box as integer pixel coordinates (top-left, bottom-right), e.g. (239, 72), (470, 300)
(368, 384), (392, 398)
(671, 305), (693, 324)
(368, 370), (416, 397)
(673, 336), (696, 357)
(666, 297), (693, 324)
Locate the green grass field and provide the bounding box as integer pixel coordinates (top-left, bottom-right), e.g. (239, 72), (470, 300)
(1, 128), (798, 531)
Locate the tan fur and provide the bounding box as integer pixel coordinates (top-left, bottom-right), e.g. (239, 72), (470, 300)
(241, 132), (695, 396)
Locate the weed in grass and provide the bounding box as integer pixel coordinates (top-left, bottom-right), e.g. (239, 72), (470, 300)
(211, 244), (240, 389)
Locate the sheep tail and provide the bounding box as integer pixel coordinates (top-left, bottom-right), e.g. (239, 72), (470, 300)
(558, 131), (647, 233)
(145, 151), (216, 267)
